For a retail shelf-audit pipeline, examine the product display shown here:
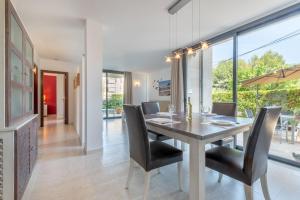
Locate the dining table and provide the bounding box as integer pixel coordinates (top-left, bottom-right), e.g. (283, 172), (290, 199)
(145, 112), (253, 200)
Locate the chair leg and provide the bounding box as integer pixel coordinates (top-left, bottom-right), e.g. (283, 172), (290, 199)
(217, 173), (223, 183)
(244, 184), (253, 200)
(157, 168), (160, 174)
(143, 171), (151, 200)
(181, 141), (185, 151)
(260, 174), (271, 200)
(177, 162), (183, 191)
(174, 139), (178, 147)
(233, 135), (237, 148)
(125, 159), (135, 189)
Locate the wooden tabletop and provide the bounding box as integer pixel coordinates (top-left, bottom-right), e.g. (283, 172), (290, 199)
(145, 113), (253, 140)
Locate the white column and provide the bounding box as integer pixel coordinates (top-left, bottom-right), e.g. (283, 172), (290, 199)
(0, 0), (5, 128)
(84, 19), (103, 152)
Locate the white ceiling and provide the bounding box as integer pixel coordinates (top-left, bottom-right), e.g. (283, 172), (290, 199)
(13, 0), (300, 72)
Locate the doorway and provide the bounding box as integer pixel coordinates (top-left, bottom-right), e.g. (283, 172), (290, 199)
(102, 70), (124, 119)
(40, 70), (69, 127)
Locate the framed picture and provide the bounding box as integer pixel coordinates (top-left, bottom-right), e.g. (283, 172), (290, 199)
(159, 80), (171, 96)
(73, 78), (77, 89)
(76, 73), (80, 86)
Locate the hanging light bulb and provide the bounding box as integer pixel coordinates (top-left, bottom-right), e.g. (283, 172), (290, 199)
(175, 53), (181, 59)
(187, 48), (194, 55)
(165, 56), (172, 63)
(201, 41), (209, 49)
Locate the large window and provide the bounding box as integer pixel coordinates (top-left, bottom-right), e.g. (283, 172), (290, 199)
(196, 5), (300, 166)
(237, 14), (300, 163)
(102, 71), (124, 119)
(210, 38), (234, 104)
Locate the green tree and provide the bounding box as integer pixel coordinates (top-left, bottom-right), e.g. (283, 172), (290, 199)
(212, 50), (300, 115)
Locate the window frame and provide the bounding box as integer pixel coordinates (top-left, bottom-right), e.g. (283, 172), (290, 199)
(183, 3), (300, 167)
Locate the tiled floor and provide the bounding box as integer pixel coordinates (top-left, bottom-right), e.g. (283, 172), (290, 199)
(23, 119), (300, 200)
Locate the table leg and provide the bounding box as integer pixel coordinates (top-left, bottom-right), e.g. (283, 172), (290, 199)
(189, 139), (205, 200)
(243, 130), (250, 151)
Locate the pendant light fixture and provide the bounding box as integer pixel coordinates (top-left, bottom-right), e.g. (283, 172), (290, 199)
(187, 0), (194, 55)
(198, 0), (209, 50)
(201, 41), (209, 49)
(165, 14), (172, 63)
(175, 12), (181, 59)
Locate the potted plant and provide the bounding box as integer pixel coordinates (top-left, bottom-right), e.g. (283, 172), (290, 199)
(115, 107), (123, 114)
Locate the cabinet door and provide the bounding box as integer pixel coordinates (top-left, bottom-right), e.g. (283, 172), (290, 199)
(15, 125), (30, 200)
(24, 91), (33, 113)
(30, 118), (38, 173)
(11, 87), (23, 119)
(10, 14), (23, 52)
(25, 39), (33, 66)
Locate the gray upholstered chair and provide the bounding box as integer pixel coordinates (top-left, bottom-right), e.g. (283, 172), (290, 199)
(141, 102), (171, 141)
(206, 106), (281, 200)
(211, 102), (237, 146)
(123, 105), (183, 200)
(245, 109), (254, 118)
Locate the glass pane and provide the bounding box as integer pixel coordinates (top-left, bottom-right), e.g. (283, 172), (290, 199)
(24, 66), (33, 87)
(237, 14), (300, 162)
(24, 91), (33, 113)
(187, 51), (200, 112)
(11, 87), (23, 118)
(202, 38), (234, 108)
(25, 39), (33, 65)
(11, 51), (22, 83)
(107, 73), (124, 118)
(10, 14), (23, 52)
(102, 73), (107, 118)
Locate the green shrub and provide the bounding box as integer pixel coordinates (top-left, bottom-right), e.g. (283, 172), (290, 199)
(213, 88), (300, 117)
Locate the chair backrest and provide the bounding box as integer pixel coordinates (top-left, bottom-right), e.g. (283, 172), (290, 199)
(123, 105), (150, 170)
(245, 109), (254, 118)
(243, 106), (281, 184)
(141, 101), (160, 115)
(212, 102), (237, 117)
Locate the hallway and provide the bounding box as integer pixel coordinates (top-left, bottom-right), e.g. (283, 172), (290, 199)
(23, 119), (300, 200)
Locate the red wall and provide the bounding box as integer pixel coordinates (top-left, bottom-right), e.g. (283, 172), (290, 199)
(43, 75), (57, 114)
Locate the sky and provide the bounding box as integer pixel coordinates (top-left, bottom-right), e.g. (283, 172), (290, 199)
(212, 13), (300, 68)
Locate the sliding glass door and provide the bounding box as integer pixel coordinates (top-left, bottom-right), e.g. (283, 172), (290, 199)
(102, 71), (124, 119)
(237, 13), (300, 164)
(192, 7), (300, 166)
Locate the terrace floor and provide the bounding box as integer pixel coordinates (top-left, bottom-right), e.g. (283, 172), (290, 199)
(237, 130), (300, 164)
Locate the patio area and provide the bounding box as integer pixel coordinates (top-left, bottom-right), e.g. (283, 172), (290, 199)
(237, 126), (300, 164)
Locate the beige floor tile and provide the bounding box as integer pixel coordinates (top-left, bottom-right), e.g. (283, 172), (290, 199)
(23, 119), (300, 200)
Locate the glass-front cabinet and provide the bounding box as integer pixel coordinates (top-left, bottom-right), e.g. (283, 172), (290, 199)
(6, 0), (34, 125)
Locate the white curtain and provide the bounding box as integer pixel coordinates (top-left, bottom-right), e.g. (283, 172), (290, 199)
(124, 72), (132, 104)
(171, 59), (184, 112)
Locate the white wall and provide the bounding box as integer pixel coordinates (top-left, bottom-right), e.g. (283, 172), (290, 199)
(84, 19), (103, 152)
(40, 58), (78, 124)
(0, 0), (5, 128)
(147, 67), (171, 101)
(132, 72), (148, 105)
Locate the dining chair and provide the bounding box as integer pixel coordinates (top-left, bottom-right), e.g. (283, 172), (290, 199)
(245, 109), (254, 118)
(141, 102), (183, 149)
(211, 102), (237, 146)
(206, 106), (281, 200)
(123, 105), (183, 200)
(141, 102), (171, 141)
